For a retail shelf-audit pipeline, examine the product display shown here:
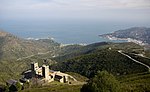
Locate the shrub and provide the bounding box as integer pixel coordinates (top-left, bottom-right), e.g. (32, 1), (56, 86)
(81, 71), (122, 92)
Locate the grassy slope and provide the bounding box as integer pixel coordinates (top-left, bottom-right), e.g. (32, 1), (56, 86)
(20, 72), (150, 92)
(0, 60), (32, 85)
(20, 72), (88, 92)
(65, 72), (88, 82)
(120, 72), (150, 92)
(21, 83), (82, 92)
(0, 58), (57, 85)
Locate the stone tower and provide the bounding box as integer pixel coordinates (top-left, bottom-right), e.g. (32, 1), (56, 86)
(31, 62), (39, 75)
(42, 65), (49, 80)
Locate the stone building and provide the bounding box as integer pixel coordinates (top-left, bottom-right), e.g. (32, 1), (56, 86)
(23, 62), (77, 83)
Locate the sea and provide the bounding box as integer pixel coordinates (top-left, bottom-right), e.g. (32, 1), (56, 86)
(0, 19), (150, 44)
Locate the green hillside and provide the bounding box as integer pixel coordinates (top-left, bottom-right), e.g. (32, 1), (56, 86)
(20, 72), (88, 92)
(50, 42), (150, 92)
(19, 72), (150, 92)
(20, 82), (82, 92)
(0, 30), (60, 61)
(0, 31), (61, 85)
(54, 42), (144, 62)
(120, 72), (150, 92)
(53, 48), (148, 78)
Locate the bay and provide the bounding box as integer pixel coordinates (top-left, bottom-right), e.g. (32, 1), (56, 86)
(0, 20), (149, 44)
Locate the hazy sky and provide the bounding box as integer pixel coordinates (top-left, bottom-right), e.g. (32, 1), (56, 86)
(0, 0), (150, 22)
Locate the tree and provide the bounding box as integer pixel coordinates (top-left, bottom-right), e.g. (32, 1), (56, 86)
(81, 71), (122, 92)
(15, 82), (22, 91)
(9, 84), (17, 92)
(9, 82), (22, 92)
(4, 85), (9, 92)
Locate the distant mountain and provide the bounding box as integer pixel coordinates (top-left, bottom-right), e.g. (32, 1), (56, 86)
(100, 27), (150, 45)
(0, 30), (60, 60)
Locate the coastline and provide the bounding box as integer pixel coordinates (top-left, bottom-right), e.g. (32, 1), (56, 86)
(103, 35), (148, 46)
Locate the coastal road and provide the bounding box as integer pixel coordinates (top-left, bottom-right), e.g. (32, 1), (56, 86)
(118, 50), (150, 72)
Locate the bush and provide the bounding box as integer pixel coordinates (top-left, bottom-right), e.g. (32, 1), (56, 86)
(9, 82), (22, 92)
(81, 71), (122, 92)
(23, 81), (30, 89)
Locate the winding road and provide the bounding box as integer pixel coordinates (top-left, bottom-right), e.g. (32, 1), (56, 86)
(118, 50), (150, 72)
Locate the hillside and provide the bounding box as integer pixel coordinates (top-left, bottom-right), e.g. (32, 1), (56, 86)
(100, 27), (150, 45)
(54, 42), (109, 62)
(52, 42), (150, 77)
(14, 72), (150, 92)
(0, 30), (60, 61)
(0, 30), (61, 84)
(53, 48), (148, 78)
(119, 72), (150, 92)
(0, 30), (150, 92)
(0, 30), (86, 85)
(51, 41), (150, 91)
(53, 42), (144, 62)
